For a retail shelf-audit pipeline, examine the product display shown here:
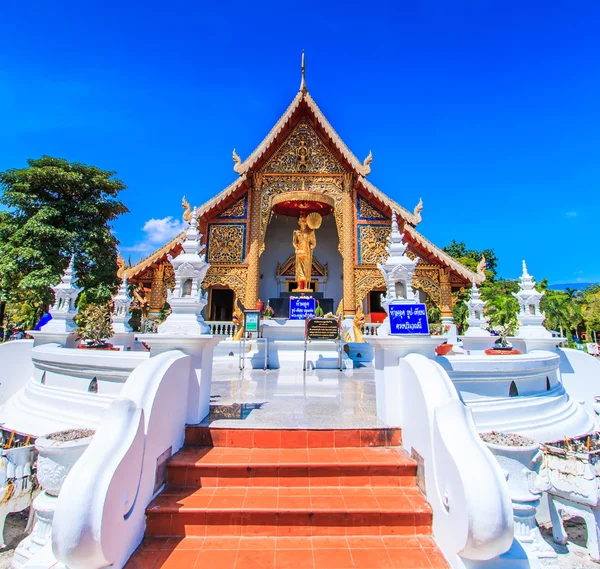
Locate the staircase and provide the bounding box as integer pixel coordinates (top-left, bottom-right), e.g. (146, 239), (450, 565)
(126, 427), (449, 569)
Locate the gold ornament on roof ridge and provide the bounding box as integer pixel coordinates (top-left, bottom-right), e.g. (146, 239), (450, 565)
(182, 195), (192, 222)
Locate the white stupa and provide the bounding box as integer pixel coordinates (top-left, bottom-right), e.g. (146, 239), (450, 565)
(110, 275), (135, 350)
(376, 212), (420, 336)
(464, 279), (490, 337)
(42, 256), (81, 334)
(513, 260), (551, 339)
(157, 208), (210, 335)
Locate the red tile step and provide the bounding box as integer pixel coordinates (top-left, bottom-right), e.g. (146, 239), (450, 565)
(125, 427), (449, 569)
(146, 486), (432, 537)
(167, 446), (417, 488)
(184, 427), (402, 448)
(127, 535), (450, 569)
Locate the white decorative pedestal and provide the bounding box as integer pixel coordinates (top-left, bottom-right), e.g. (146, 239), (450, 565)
(484, 440), (557, 567)
(12, 432), (93, 569)
(369, 336), (442, 426)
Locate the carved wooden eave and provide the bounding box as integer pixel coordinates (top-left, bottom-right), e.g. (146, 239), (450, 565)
(126, 234), (184, 281)
(276, 254), (328, 278)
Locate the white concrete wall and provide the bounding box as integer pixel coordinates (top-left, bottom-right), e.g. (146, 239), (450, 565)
(258, 213), (343, 303)
(0, 339), (34, 405)
(558, 348), (600, 417)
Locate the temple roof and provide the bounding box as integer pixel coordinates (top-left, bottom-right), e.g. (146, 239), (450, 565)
(127, 77), (481, 285)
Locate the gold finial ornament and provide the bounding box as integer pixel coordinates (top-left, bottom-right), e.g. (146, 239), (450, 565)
(116, 253), (127, 279)
(477, 255), (487, 279)
(413, 197), (423, 226)
(359, 150), (373, 176)
(300, 50), (307, 93)
(306, 212), (322, 230)
(232, 148), (244, 174)
(182, 195), (192, 222)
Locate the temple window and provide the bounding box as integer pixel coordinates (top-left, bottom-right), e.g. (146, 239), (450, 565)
(529, 304), (536, 315)
(182, 279), (193, 297)
(475, 311), (481, 320)
(509, 381), (519, 397)
(395, 282), (406, 300)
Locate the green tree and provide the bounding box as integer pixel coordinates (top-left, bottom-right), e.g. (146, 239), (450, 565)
(540, 290), (574, 337)
(443, 240), (499, 279)
(0, 157), (128, 308)
(481, 279), (519, 327)
(582, 287), (600, 337)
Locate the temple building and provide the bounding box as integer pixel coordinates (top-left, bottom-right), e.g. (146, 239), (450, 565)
(127, 59), (483, 325)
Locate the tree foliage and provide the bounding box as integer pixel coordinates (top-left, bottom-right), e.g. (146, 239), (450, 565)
(443, 239), (498, 279)
(0, 157), (128, 308)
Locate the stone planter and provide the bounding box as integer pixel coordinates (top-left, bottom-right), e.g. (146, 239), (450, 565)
(542, 433), (600, 561)
(482, 433), (556, 564)
(12, 429), (94, 568)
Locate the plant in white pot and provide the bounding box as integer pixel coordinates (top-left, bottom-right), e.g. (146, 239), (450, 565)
(12, 428), (95, 568)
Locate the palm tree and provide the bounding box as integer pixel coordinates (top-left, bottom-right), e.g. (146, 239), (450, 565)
(485, 294), (519, 327)
(541, 291), (572, 337)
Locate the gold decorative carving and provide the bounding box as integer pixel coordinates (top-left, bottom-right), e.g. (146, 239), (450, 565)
(354, 267), (386, 304)
(203, 266), (249, 306)
(359, 225), (391, 265)
(357, 196), (387, 220)
(413, 198), (423, 226)
(232, 149), (244, 174)
(262, 119), (344, 174)
(277, 254), (327, 277)
(117, 254), (126, 279)
(207, 224), (245, 264)
(358, 150), (372, 176)
(258, 176), (344, 257)
(149, 263), (166, 311)
(477, 255), (487, 280)
(217, 195), (247, 219)
(182, 196), (192, 222)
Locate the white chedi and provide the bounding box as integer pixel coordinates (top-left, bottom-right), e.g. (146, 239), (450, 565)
(158, 208), (210, 335)
(513, 260), (551, 339)
(376, 212), (420, 336)
(42, 256), (81, 334)
(464, 279), (490, 337)
(111, 276), (133, 334)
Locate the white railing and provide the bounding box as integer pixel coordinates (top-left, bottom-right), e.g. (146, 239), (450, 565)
(363, 323), (381, 336)
(206, 321), (235, 337)
(397, 354), (514, 567)
(52, 350), (192, 569)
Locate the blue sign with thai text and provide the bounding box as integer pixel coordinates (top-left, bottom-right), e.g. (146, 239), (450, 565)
(290, 296), (316, 320)
(388, 302), (430, 335)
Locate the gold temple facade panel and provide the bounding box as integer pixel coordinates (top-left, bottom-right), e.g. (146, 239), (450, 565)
(357, 225), (391, 266)
(206, 223), (246, 265)
(261, 119), (345, 175)
(215, 195), (248, 219)
(203, 265), (249, 307)
(356, 195), (388, 221)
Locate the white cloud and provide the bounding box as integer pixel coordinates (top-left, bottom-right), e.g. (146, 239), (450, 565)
(566, 212), (578, 217)
(120, 216), (186, 253)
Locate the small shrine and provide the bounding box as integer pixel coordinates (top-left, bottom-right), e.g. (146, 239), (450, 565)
(125, 57), (483, 327)
(464, 279), (490, 337)
(42, 256), (80, 334)
(513, 261), (551, 339)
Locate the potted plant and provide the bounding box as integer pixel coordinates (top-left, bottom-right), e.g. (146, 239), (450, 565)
(484, 323), (521, 355)
(256, 299), (265, 312)
(264, 302), (274, 319)
(431, 324), (453, 355)
(315, 300), (324, 317)
(75, 303), (114, 349)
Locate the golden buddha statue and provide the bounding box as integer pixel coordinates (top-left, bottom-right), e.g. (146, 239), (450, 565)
(292, 212), (321, 291)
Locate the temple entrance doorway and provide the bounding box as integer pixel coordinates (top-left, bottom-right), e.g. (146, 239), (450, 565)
(368, 289), (386, 323)
(209, 288), (234, 321)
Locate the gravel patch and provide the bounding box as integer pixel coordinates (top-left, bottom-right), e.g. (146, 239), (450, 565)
(480, 431), (537, 447)
(45, 429), (95, 442)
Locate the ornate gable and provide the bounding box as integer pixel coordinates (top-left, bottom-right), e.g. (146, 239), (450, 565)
(261, 119), (344, 174)
(276, 254), (328, 277)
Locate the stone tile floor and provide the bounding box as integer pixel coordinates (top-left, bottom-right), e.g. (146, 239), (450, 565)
(208, 365), (382, 430)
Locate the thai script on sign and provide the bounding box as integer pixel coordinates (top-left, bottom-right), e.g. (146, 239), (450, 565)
(306, 318), (340, 341)
(388, 302), (430, 335)
(290, 296), (316, 320)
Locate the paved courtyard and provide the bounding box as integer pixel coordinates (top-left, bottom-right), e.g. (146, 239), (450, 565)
(207, 361), (382, 430)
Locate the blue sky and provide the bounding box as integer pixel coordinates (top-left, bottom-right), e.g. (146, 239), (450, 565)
(1, 1), (598, 284)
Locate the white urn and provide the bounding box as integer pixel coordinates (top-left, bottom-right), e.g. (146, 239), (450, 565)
(35, 432), (94, 496)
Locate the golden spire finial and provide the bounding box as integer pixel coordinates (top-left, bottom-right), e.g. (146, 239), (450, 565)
(300, 50), (307, 93)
